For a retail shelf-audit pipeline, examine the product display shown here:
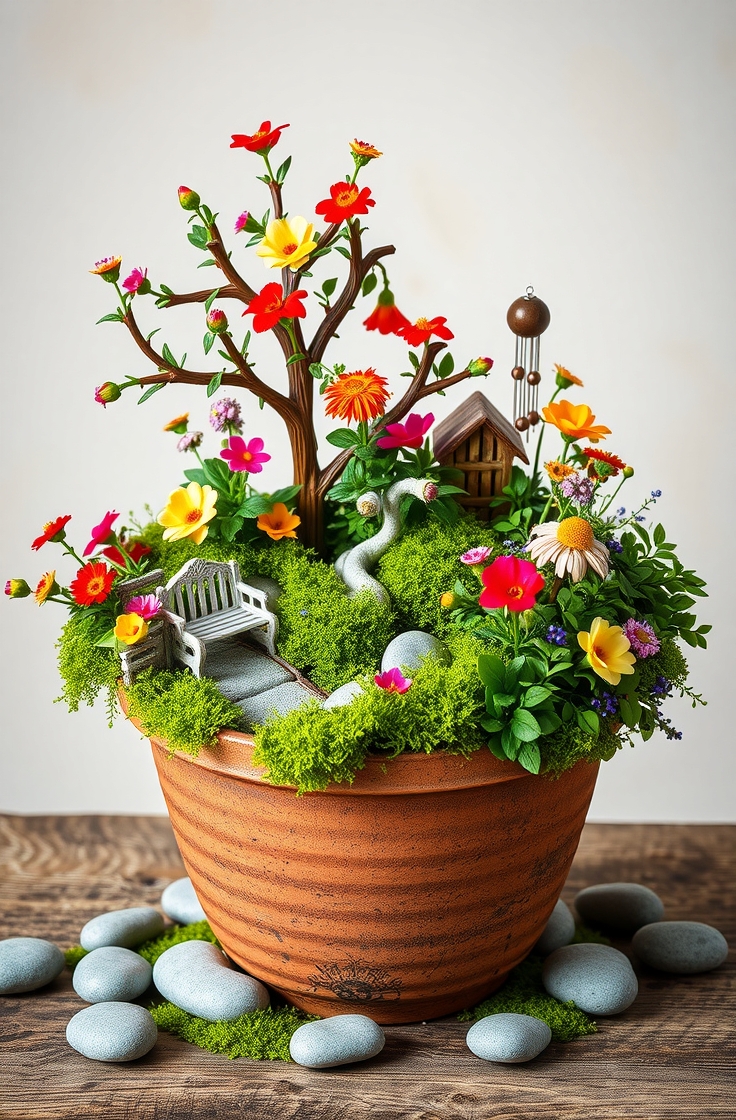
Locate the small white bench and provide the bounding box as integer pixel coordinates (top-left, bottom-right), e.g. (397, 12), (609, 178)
(158, 558), (278, 678)
(115, 569), (169, 686)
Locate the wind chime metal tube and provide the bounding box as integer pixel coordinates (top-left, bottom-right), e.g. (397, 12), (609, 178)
(507, 286), (551, 440)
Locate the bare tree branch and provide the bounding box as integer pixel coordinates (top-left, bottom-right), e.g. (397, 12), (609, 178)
(163, 284), (242, 307)
(218, 333), (301, 428)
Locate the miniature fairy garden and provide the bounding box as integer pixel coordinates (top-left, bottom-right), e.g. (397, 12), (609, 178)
(3, 122), (725, 1065)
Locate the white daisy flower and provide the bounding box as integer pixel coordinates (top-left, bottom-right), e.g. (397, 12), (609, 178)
(526, 517), (609, 583)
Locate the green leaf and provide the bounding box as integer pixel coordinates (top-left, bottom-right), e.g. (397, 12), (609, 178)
(523, 685), (551, 708)
(206, 370), (224, 397)
(321, 277), (339, 299)
(438, 353), (455, 379)
(326, 428), (360, 448)
(491, 692), (516, 712)
(576, 709), (600, 737)
(478, 654), (505, 692)
(204, 288), (221, 312)
(536, 711), (562, 735)
(96, 311), (123, 325)
(183, 469), (206, 484)
(361, 272), (378, 297)
(269, 484), (302, 505)
(238, 495), (274, 517)
(562, 701), (574, 722)
(334, 245), (351, 259)
(94, 629), (117, 648)
(286, 353), (306, 365)
(203, 458), (231, 488)
(138, 383), (164, 404)
(309, 363), (325, 380)
(487, 736), (507, 761)
(618, 696), (642, 729)
(653, 523), (666, 547)
(480, 716), (504, 733)
(197, 258), (217, 268)
(517, 741), (541, 774)
(510, 708), (542, 742)
(275, 155), (292, 184)
(161, 342), (178, 367)
(203, 331), (215, 355)
(219, 515), (243, 542)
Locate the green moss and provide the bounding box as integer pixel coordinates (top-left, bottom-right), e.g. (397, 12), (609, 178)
(137, 920), (220, 965)
(64, 945), (89, 970)
(458, 956), (597, 1042)
(150, 1002), (317, 1061)
(376, 516), (500, 637)
(571, 923), (611, 946)
(125, 668), (244, 757)
(56, 612), (120, 722)
(635, 637), (688, 695)
(254, 632), (486, 792)
(540, 719), (622, 776)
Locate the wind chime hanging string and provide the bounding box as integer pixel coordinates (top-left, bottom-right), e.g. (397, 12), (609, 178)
(507, 287), (551, 439)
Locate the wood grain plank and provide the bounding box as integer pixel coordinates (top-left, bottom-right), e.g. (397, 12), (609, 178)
(0, 817), (734, 1120)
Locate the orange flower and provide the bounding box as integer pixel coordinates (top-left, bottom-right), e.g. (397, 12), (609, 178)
(323, 369), (390, 424)
(163, 412), (189, 432)
(542, 400), (611, 444)
(350, 139), (382, 160)
(544, 460), (575, 482)
(584, 447), (627, 479)
(34, 571), (58, 605)
(257, 503), (301, 541)
(554, 364), (584, 388)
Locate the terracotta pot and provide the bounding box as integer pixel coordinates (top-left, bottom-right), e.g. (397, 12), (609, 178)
(139, 715), (599, 1025)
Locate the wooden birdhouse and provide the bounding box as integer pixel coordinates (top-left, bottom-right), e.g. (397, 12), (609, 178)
(432, 391), (529, 520)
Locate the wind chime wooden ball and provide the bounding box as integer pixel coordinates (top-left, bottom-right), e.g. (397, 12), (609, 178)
(507, 287), (551, 435)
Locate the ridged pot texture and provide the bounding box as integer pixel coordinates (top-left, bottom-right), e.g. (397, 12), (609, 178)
(148, 730), (598, 1024)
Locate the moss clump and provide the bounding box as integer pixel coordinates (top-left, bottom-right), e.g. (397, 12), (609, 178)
(56, 612), (120, 721)
(125, 668), (244, 757)
(150, 1002), (317, 1061)
(64, 945), (89, 970)
(540, 719), (622, 775)
(137, 920), (219, 965)
(458, 956), (597, 1042)
(571, 923), (611, 946)
(635, 637), (688, 695)
(376, 516), (500, 637)
(254, 632), (486, 792)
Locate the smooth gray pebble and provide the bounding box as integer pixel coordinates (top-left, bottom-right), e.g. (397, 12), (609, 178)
(72, 946), (153, 1003)
(542, 943), (638, 1015)
(466, 1013), (552, 1063)
(380, 630), (451, 674)
(289, 1014), (385, 1068)
(160, 878), (207, 924)
(66, 1001), (157, 1062)
(632, 921), (729, 974)
(153, 940), (269, 1021)
(0, 937), (65, 995)
(80, 907), (164, 951)
(535, 899), (576, 957)
(574, 882), (664, 933)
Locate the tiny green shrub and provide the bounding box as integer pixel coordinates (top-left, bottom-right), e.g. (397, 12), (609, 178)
(635, 638), (688, 695)
(64, 945), (89, 970)
(150, 1002), (317, 1061)
(540, 720), (622, 775)
(56, 613), (119, 721)
(125, 669), (244, 756)
(137, 920), (219, 965)
(377, 516), (499, 636)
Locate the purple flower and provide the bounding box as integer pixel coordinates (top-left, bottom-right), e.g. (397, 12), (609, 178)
(177, 431), (203, 452)
(591, 690), (619, 717)
(460, 546), (492, 567)
(606, 539), (623, 554)
(124, 594), (162, 620)
(209, 396), (243, 434)
(559, 472), (594, 506)
(651, 675), (672, 698)
(545, 624), (567, 646)
(635, 514), (646, 522)
(623, 618), (661, 658)
(616, 507), (626, 517)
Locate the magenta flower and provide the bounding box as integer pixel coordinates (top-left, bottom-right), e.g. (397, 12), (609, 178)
(122, 267), (150, 295)
(623, 618), (660, 658)
(125, 594), (162, 620)
(374, 667), (413, 693)
(220, 436), (271, 474)
(234, 210), (249, 234)
(83, 510), (120, 557)
(460, 546), (492, 567)
(376, 412), (435, 450)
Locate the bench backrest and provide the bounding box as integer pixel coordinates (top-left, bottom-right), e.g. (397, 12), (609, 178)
(164, 558), (241, 623)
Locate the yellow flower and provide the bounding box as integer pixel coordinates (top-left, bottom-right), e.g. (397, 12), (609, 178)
(114, 613), (149, 646)
(257, 503), (301, 541)
(554, 364), (584, 388)
(158, 482), (218, 545)
(544, 460), (575, 482)
(255, 216), (317, 271)
(542, 399), (611, 443)
(577, 617), (636, 686)
(349, 139), (382, 160)
(34, 570), (58, 605)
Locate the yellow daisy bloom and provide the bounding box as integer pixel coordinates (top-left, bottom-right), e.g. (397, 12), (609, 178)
(157, 482), (218, 545)
(114, 613), (149, 646)
(544, 460), (575, 482)
(526, 517), (609, 583)
(578, 617), (636, 686)
(255, 216), (317, 271)
(34, 570), (58, 605)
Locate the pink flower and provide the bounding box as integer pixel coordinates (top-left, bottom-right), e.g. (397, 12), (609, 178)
(122, 267), (150, 295)
(376, 412), (435, 450)
(479, 555), (545, 612)
(83, 511), (120, 557)
(622, 618), (660, 658)
(374, 667), (413, 693)
(460, 546), (492, 567)
(124, 594), (162, 620)
(220, 436), (271, 474)
(234, 211), (249, 234)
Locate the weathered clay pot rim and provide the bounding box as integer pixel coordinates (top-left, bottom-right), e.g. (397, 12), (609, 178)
(120, 690), (532, 796)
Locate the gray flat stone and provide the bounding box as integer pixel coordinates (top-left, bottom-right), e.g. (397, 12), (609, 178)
(574, 882), (664, 933)
(632, 921), (729, 974)
(66, 1002), (157, 1062)
(323, 681), (364, 709)
(534, 899), (576, 957)
(203, 643), (292, 700)
(0, 937), (65, 995)
(542, 943), (638, 1016)
(161, 877), (207, 924)
(237, 680), (318, 728)
(466, 1013), (552, 1063)
(152, 940), (269, 1021)
(80, 907), (165, 951)
(289, 1014), (385, 1068)
(72, 946), (152, 1004)
(381, 630), (451, 674)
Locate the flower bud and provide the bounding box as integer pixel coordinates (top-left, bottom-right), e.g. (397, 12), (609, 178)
(622, 465), (635, 478)
(5, 578), (31, 599)
(89, 256), (122, 283)
(440, 591), (457, 609)
(94, 382), (123, 407)
(234, 210), (250, 234)
(468, 356), (494, 376)
(206, 308), (229, 334)
(177, 431), (204, 453)
(178, 185), (201, 211)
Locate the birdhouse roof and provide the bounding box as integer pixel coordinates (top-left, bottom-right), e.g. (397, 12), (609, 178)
(432, 391), (530, 464)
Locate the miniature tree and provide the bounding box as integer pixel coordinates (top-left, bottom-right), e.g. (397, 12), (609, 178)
(92, 125), (492, 553)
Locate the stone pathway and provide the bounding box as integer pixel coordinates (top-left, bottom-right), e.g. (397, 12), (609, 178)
(201, 637), (323, 730)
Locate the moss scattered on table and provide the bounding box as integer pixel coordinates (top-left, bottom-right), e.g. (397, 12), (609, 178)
(137, 920), (220, 965)
(149, 1002), (318, 1061)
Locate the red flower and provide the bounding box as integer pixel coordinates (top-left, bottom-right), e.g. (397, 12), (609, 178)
(31, 515), (72, 551)
(479, 555), (544, 613)
(69, 562), (116, 606)
(583, 447), (627, 478)
(83, 511), (120, 557)
(363, 288), (411, 336)
(376, 412), (434, 450)
(243, 282), (308, 333)
(101, 540), (151, 566)
(230, 122), (289, 154)
(315, 182), (375, 226)
(398, 316), (454, 347)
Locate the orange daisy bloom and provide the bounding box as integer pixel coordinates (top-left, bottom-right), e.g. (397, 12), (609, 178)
(34, 571), (58, 605)
(323, 369), (390, 424)
(554, 364), (584, 388)
(163, 412), (189, 432)
(584, 447), (627, 478)
(544, 460), (576, 482)
(542, 400), (611, 444)
(89, 256), (122, 282)
(350, 139), (382, 160)
(69, 562), (116, 606)
(257, 503), (301, 541)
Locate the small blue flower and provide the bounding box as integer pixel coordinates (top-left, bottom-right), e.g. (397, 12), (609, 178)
(299, 609), (308, 617)
(635, 514), (646, 522)
(606, 539), (623, 554)
(651, 489), (662, 498)
(544, 624), (567, 646)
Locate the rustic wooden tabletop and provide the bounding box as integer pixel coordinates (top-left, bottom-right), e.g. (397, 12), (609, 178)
(0, 815), (733, 1120)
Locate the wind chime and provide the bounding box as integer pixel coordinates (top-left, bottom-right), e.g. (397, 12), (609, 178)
(507, 287), (551, 437)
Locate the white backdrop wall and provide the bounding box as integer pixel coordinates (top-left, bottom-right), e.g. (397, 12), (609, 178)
(1, 0), (734, 820)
